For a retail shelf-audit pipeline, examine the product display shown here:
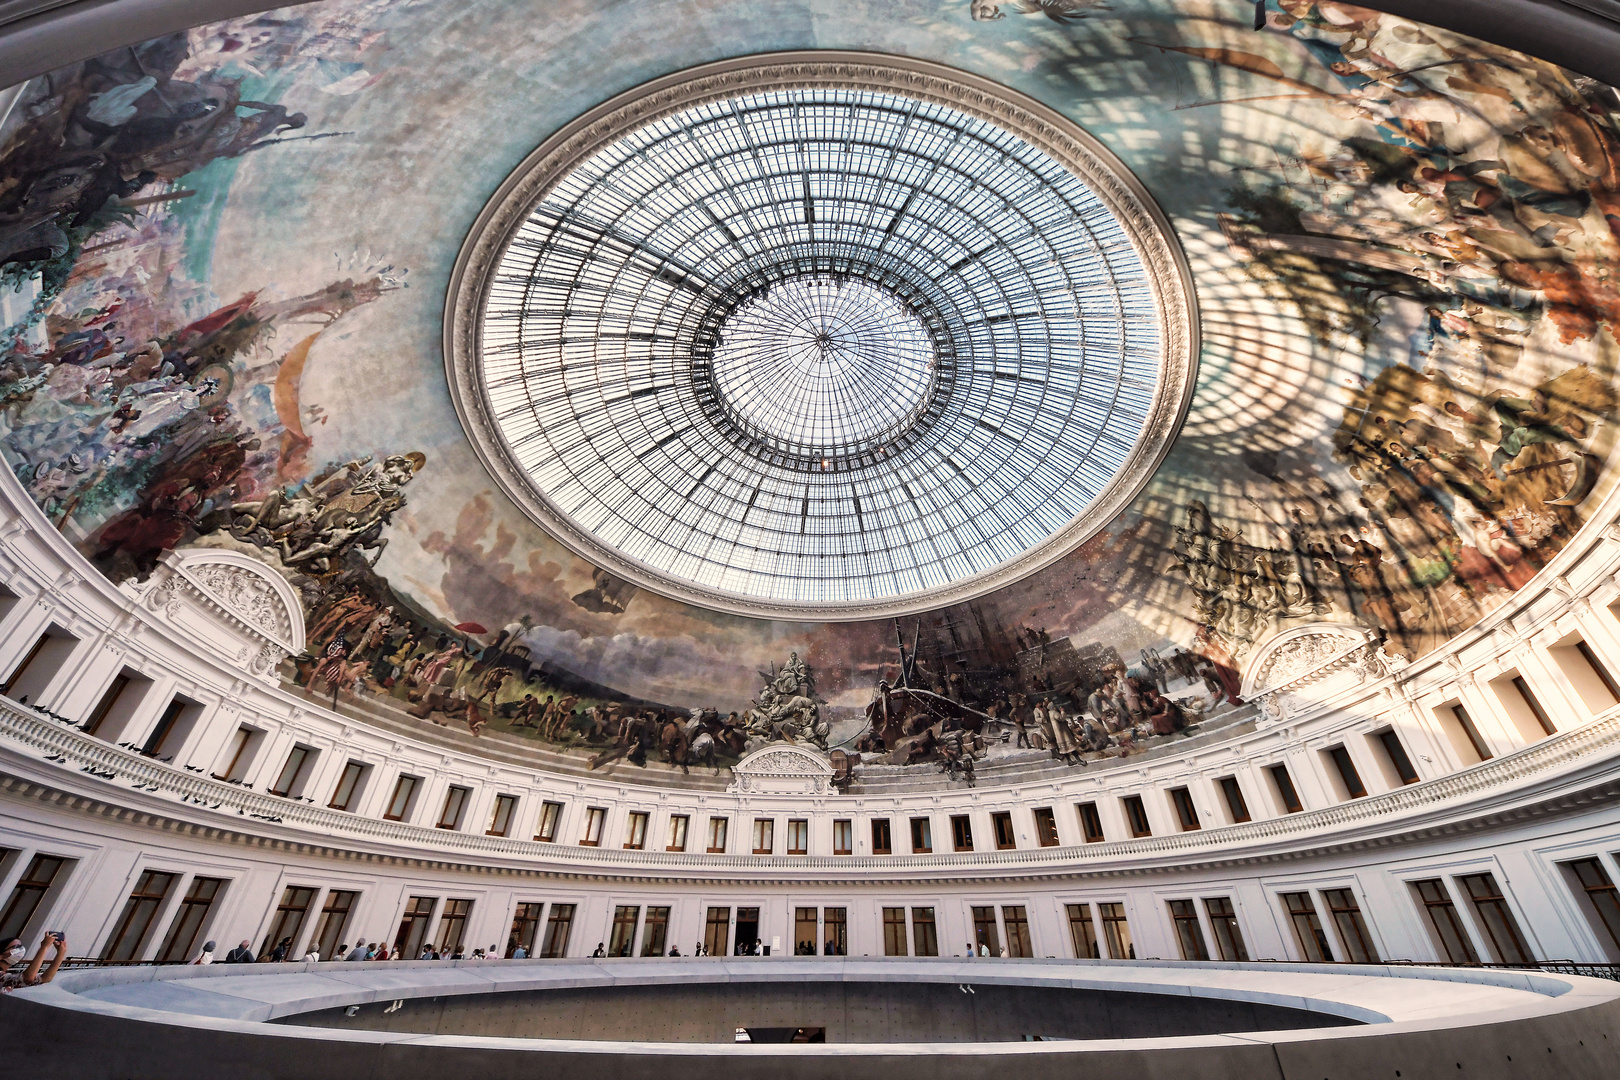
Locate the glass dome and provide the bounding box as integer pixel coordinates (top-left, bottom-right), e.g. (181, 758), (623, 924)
(457, 61), (1196, 616)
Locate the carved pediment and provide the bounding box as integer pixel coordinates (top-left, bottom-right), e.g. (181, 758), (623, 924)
(728, 743), (835, 795)
(134, 550), (306, 682)
(1240, 623), (1408, 726)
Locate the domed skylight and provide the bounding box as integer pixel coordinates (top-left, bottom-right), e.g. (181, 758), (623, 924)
(452, 58), (1195, 617)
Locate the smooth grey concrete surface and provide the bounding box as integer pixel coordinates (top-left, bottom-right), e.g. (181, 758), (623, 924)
(280, 979), (1356, 1042)
(2, 958), (1620, 1079)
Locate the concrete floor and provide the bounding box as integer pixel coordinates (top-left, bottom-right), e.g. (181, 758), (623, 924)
(280, 979), (1355, 1042)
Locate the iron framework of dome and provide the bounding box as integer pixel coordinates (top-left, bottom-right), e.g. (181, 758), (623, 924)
(447, 54), (1199, 619)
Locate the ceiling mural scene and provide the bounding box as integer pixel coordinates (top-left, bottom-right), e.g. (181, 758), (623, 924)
(0, 0), (1616, 788)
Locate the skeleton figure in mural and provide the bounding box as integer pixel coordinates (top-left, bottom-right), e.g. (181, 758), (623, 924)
(744, 652), (828, 750)
(227, 451), (425, 573)
(1171, 501), (1333, 654)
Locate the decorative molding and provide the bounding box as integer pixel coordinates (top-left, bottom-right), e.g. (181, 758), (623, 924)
(728, 743), (835, 795)
(443, 51), (1201, 621)
(133, 550), (305, 682)
(1241, 624), (1406, 727)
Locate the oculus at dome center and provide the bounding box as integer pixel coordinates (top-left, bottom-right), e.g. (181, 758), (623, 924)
(450, 57), (1199, 617)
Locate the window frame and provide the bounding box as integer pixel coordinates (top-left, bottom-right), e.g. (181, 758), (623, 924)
(950, 814), (974, 852)
(667, 814), (689, 852)
(909, 816), (933, 854)
(535, 800), (563, 842)
(786, 818), (809, 856)
(1122, 795), (1151, 838)
(383, 774), (420, 822)
(623, 810), (649, 850)
(487, 793), (519, 837)
(580, 806), (606, 846)
(706, 816), (729, 854)
(436, 785), (471, 830)
(328, 760), (366, 811)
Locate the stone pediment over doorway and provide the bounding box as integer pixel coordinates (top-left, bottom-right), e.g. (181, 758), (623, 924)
(727, 743), (835, 795)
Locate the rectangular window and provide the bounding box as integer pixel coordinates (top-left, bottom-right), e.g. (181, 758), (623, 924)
(141, 697), (194, 757)
(609, 905), (640, 957)
(971, 905), (1001, 956)
(310, 889), (358, 963)
(1098, 902), (1133, 959)
(824, 907), (846, 956)
(882, 906), (908, 956)
(1377, 731), (1420, 785)
(1460, 872), (1533, 964)
(623, 811), (649, 850)
(435, 898), (472, 954)
(1033, 807), (1058, 847)
(580, 807), (606, 846)
(795, 906), (818, 955)
(703, 906), (730, 957)
(667, 814), (689, 852)
(1204, 896), (1248, 961)
(1571, 640), (1620, 709)
(82, 671), (135, 738)
(0, 854), (66, 942)
(269, 745), (313, 797)
(436, 786), (470, 830)
(1078, 802), (1105, 843)
(951, 815), (974, 852)
(910, 906), (938, 957)
(1568, 858), (1620, 952)
(535, 801), (562, 842)
(1, 627), (78, 704)
(1281, 891), (1333, 962)
(509, 902), (542, 957)
(1322, 888), (1378, 962)
(156, 876), (225, 963)
(260, 885), (316, 961)
(393, 896), (436, 958)
(1447, 704), (1494, 763)
(641, 906), (670, 956)
(734, 907), (759, 956)
(102, 870), (177, 961)
(213, 725), (254, 781)
(1170, 787), (1200, 831)
(707, 817), (728, 854)
(751, 818), (774, 854)
(487, 794), (518, 837)
(1218, 777), (1251, 822)
(541, 903), (575, 958)
(1327, 746), (1368, 799)
(910, 817), (933, 854)
(992, 812), (1017, 850)
(1413, 879), (1479, 964)
(383, 775), (419, 821)
(1169, 899), (1209, 961)
(1122, 795), (1151, 838)
(1269, 764), (1304, 813)
(328, 761), (366, 811)
(1066, 903), (1100, 959)
(871, 818), (893, 854)
(787, 819), (808, 855)
(1002, 905), (1032, 958)
(1512, 676), (1557, 736)
(832, 819), (853, 855)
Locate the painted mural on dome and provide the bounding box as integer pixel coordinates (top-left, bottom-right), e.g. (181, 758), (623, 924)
(0, 0), (1615, 784)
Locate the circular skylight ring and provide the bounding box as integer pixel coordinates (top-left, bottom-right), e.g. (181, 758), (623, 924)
(447, 54), (1198, 619)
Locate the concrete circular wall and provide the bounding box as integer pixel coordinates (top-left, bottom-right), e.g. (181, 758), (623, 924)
(6, 957), (1620, 1080)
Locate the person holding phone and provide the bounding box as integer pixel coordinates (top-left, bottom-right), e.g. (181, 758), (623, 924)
(0, 932), (66, 991)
